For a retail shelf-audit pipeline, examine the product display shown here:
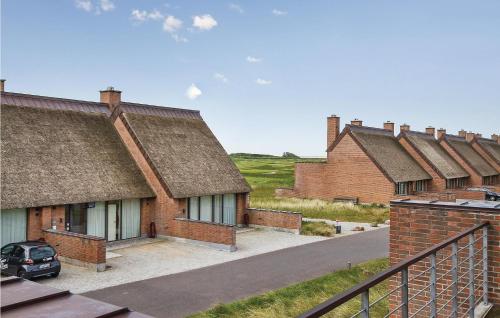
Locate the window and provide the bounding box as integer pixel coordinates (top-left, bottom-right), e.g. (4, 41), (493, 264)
(483, 175), (499, 186)
(414, 180), (427, 192)
(12, 246), (25, 258)
(446, 177), (467, 189)
(30, 246), (55, 261)
(188, 194), (237, 225)
(1, 244), (15, 257)
(396, 182), (409, 195)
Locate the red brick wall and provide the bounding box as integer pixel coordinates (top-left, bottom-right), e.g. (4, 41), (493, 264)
(170, 218), (236, 246)
(43, 229), (106, 265)
(246, 208), (302, 231)
(451, 189), (487, 200)
(440, 140), (483, 187)
(27, 208), (43, 240)
(291, 135), (397, 204)
(399, 137), (446, 192)
(389, 201), (499, 316)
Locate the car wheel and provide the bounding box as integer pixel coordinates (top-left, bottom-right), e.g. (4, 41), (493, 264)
(18, 270), (28, 279)
(51, 271), (60, 278)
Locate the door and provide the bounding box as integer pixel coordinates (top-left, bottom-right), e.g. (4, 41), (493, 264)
(107, 204), (118, 241)
(121, 199), (140, 240)
(1, 209), (27, 247)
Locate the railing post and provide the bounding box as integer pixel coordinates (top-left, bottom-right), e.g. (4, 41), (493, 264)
(430, 253), (437, 318)
(401, 268), (408, 318)
(361, 290), (369, 318)
(451, 242), (458, 318)
(482, 226), (488, 305)
(468, 233), (475, 318)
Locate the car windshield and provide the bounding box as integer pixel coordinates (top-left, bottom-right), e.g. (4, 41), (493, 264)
(30, 246), (55, 261)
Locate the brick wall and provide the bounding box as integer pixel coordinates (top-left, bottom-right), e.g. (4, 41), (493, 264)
(170, 218), (236, 247)
(43, 229), (106, 271)
(389, 201), (499, 316)
(246, 208), (302, 233)
(27, 208), (43, 240)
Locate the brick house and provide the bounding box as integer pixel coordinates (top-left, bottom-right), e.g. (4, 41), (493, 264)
(398, 129), (470, 192)
(470, 134), (500, 174)
(283, 117), (432, 204)
(439, 132), (499, 188)
(3, 83), (299, 270)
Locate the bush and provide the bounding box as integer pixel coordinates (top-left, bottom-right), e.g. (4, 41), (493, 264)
(300, 221), (334, 237)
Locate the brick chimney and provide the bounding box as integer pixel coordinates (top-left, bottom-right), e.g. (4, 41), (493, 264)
(351, 119), (363, 126)
(425, 126), (435, 137)
(491, 134), (498, 143)
(465, 132), (475, 142)
(458, 129), (466, 138)
(437, 128), (446, 139)
(327, 115), (340, 149)
(0, 79), (5, 92)
(400, 124), (410, 133)
(100, 86), (122, 111)
(475, 133), (482, 138)
(383, 121), (395, 133)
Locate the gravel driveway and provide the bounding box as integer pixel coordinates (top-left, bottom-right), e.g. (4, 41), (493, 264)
(37, 229), (329, 293)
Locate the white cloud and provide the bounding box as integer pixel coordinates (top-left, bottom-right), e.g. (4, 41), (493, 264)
(171, 34), (188, 43)
(131, 9), (164, 22)
(229, 3), (244, 13)
(186, 84), (202, 100)
(246, 56), (262, 63)
(163, 15), (183, 33)
(100, 0), (115, 12)
(214, 73), (228, 83)
(256, 78), (272, 85)
(272, 9), (287, 16)
(192, 14), (218, 31)
(75, 0), (93, 12)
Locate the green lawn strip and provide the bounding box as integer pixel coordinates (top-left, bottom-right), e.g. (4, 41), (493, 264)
(300, 221), (334, 237)
(189, 258), (389, 318)
(232, 157), (389, 223)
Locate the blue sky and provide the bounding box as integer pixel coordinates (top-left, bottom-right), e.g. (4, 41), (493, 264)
(2, 1), (499, 156)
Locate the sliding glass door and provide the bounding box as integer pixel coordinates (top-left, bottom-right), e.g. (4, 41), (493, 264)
(188, 193), (237, 225)
(86, 202), (105, 238)
(121, 199), (140, 240)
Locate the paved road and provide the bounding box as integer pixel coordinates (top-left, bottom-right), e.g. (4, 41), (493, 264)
(84, 228), (389, 318)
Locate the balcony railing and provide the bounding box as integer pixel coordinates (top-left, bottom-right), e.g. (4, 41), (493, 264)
(299, 222), (490, 318)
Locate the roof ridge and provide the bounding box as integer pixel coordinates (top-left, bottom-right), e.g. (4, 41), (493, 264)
(347, 124), (394, 136)
(1, 91), (107, 106)
(120, 101), (200, 114)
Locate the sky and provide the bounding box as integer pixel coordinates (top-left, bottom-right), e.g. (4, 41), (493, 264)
(2, 1), (499, 156)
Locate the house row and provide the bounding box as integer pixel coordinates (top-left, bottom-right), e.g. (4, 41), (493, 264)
(0, 81), (300, 270)
(278, 115), (500, 204)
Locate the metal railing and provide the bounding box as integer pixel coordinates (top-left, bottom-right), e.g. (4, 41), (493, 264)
(299, 222), (490, 318)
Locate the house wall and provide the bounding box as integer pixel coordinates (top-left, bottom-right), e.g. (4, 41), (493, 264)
(439, 140), (483, 187)
(472, 142), (500, 173)
(290, 135), (397, 204)
(389, 201), (499, 316)
(399, 138), (446, 192)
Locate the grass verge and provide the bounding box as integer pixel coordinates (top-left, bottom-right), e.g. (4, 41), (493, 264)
(189, 258), (389, 318)
(233, 157), (389, 223)
(300, 221), (334, 237)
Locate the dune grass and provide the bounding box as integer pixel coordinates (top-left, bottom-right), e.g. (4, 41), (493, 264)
(300, 221), (334, 237)
(232, 157), (389, 223)
(189, 258), (389, 318)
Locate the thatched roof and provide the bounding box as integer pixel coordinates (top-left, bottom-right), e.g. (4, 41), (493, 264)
(476, 138), (500, 165)
(403, 131), (469, 179)
(1, 93), (154, 209)
(444, 135), (498, 177)
(348, 125), (431, 183)
(120, 103), (251, 198)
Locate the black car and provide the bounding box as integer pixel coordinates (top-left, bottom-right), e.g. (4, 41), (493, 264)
(1, 241), (61, 279)
(466, 187), (500, 201)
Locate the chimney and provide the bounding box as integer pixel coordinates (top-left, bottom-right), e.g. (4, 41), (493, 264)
(491, 134), (498, 143)
(465, 132), (475, 142)
(383, 121), (395, 133)
(0, 79), (5, 92)
(437, 128), (446, 139)
(400, 124), (410, 132)
(327, 115), (340, 149)
(100, 86), (122, 111)
(425, 126), (435, 137)
(475, 133), (482, 138)
(351, 118), (363, 126)
(458, 129), (466, 138)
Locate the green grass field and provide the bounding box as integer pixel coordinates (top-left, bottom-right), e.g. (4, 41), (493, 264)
(189, 258), (389, 318)
(232, 156), (389, 223)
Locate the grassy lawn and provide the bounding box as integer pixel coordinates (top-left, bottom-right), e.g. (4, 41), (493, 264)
(189, 258), (389, 318)
(233, 156), (389, 223)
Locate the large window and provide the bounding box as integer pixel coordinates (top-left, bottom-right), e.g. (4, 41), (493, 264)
(414, 180), (427, 193)
(446, 177), (467, 189)
(395, 182), (409, 195)
(188, 194), (237, 225)
(483, 175), (499, 186)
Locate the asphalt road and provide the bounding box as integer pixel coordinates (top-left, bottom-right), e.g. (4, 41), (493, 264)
(84, 228), (389, 318)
